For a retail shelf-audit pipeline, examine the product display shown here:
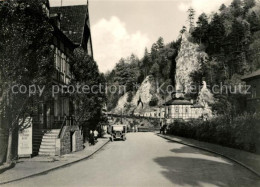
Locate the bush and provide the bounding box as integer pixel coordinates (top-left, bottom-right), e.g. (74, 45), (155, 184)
(167, 113), (260, 153)
(149, 96), (158, 107)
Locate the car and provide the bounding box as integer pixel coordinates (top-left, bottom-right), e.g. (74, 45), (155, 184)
(110, 125), (127, 141)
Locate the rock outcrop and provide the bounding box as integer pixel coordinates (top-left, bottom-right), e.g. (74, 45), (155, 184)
(112, 76), (162, 115)
(175, 32), (208, 97)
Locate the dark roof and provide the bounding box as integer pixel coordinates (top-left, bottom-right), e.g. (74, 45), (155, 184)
(191, 104), (204, 108)
(163, 98), (192, 106)
(241, 69), (260, 80)
(50, 5), (88, 45)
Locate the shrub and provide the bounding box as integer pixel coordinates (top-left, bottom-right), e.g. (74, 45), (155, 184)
(167, 113), (260, 153)
(149, 96), (159, 107)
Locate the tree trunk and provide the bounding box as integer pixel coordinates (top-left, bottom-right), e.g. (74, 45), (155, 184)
(6, 128), (13, 163)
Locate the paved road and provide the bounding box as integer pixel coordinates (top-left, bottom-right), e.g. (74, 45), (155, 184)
(4, 133), (260, 187)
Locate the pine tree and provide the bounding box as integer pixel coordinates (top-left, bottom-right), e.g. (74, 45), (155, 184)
(219, 4), (227, 11)
(157, 37), (165, 49)
(187, 7), (195, 32)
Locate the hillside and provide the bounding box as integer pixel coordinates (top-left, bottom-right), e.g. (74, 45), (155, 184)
(106, 0), (260, 116)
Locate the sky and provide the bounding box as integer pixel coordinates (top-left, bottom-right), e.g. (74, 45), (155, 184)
(50, 0), (232, 73)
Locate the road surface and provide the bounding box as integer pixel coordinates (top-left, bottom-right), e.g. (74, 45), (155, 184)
(4, 133), (260, 187)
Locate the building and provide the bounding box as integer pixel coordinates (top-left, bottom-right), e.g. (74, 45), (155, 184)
(30, 1), (94, 157)
(143, 109), (157, 118)
(241, 69), (260, 113)
(162, 96), (204, 124)
(50, 4), (93, 56)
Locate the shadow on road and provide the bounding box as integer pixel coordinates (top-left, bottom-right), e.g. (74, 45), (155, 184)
(170, 145), (206, 155)
(154, 155), (260, 187)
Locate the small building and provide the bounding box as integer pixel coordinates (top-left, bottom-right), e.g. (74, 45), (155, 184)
(162, 97), (204, 123)
(156, 107), (166, 119)
(241, 69), (260, 113)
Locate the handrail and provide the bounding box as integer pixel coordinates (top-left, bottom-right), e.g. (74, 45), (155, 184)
(58, 116), (67, 138)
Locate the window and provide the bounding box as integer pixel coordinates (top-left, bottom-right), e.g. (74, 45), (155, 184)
(61, 53), (66, 73)
(252, 85), (257, 98)
(175, 106), (179, 113)
(66, 59), (71, 77)
(55, 48), (61, 71)
(185, 107), (188, 113)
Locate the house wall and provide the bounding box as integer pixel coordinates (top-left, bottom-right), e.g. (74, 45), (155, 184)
(166, 105), (203, 120)
(245, 77), (260, 113)
(57, 125), (83, 155)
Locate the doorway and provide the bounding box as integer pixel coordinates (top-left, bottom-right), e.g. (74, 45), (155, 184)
(70, 131), (76, 152)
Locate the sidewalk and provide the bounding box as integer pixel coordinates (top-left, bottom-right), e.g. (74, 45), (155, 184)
(157, 133), (260, 178)
(0, 136), (110, 185)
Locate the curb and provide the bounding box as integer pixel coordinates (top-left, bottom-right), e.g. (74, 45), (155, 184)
(0, 139), (110, 185)
(0, 162), (15, 174)
(157, 134), (260, 178)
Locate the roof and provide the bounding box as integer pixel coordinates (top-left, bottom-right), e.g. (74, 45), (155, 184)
(241, 69), (260, 81)
(163, 98), (192, 106)
(191, 104), (204, 108)
(50, 5), (88, 45)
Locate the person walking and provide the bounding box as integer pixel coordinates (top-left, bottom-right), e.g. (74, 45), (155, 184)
(89, 130), (95, 145)
(94, 130), (98, 141)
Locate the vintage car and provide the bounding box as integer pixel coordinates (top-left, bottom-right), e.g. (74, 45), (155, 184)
(110, 125), (127, 141)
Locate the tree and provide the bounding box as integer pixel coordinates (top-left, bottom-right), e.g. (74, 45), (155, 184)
(150, 63), (160, 79)
(151, 43), (159, 61)
(230, 0), (244, 17)
(207, 13), (225, 54)
(140, 48), (151, 78)
(180, 26), (187, 34)
(243, 0), (256, 14)
(157, 37), (165, 49)
(0, 0), (54, 163)
(192, 13), (209, 44)
(247, 11), (260, 32)
(219, 4), (227, 11)
(187, 7), (195, 32)
(248, 31), (260, 70)
(71, 48), (106, 140)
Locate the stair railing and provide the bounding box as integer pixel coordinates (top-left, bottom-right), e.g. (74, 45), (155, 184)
(58, 115), (67, 138)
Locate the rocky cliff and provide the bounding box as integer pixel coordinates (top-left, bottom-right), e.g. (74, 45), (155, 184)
(112, 76), (163, 115)
(175, 32), (208, 97)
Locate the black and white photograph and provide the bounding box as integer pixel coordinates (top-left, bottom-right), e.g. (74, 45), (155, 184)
(0, 0), (260, 186)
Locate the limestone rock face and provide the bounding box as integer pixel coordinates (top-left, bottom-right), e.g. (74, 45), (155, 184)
(175, 33), (214, 119)
(198, 81), (215, 119)
(113, 92), (129, 114)
(175, 32), (208, 96)
(132, 76), (155, 106)
(112, 76), (162, 114)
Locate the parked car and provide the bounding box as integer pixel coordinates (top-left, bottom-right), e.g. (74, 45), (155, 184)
(110, 125), (127, 141)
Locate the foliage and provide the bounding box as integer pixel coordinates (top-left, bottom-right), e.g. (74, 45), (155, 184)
(71, 48), (107, 131)
(167, 113), (260, 153)
(0, 0), (54, 162)
(187, 7), (195, 31)
(105, 36), (181, 111)
(149, 95), (159, 107)
(189, 0), (260, 114)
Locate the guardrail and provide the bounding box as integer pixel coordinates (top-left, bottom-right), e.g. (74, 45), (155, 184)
(107, 114), (160, 121)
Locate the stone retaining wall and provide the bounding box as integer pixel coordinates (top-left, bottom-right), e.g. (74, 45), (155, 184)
(56, 125), (83, 156)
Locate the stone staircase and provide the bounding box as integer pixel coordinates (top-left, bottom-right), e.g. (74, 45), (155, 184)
(33, 129), (60, 156)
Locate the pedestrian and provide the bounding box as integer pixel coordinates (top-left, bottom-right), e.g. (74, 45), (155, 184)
(94, 130), (98, 141)
(89, 130), (95, 145)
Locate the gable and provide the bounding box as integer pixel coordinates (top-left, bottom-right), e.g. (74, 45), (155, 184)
(50, 5), (88, 45)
